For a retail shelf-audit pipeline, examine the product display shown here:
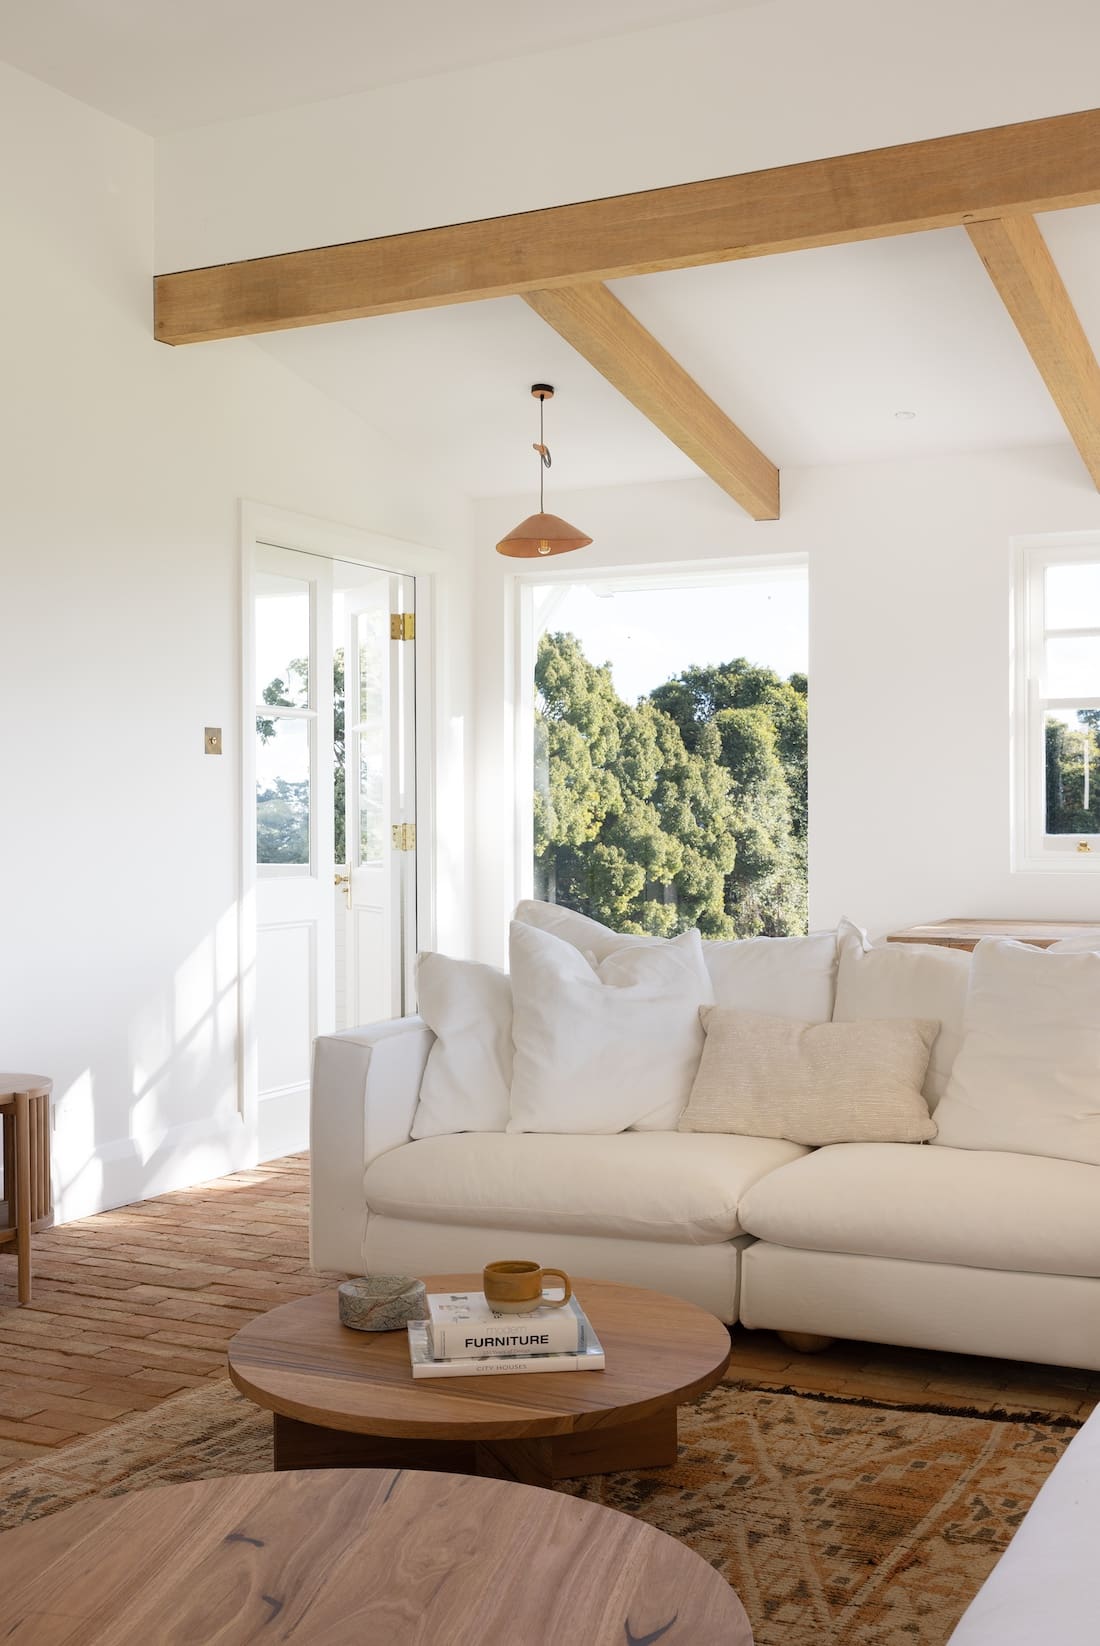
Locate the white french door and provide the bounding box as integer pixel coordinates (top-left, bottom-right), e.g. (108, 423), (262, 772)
(336, 567), (418, 1026)
(248, 543), (418, 1161)
(251, 544), (336, 1160)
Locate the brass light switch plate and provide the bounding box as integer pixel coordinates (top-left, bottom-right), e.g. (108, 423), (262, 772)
(204, 727), (223, 755)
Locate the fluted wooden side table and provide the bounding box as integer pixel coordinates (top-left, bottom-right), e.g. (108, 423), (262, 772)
(0, 1075), (53, 1304)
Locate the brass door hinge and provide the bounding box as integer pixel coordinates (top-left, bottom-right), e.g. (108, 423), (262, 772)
(391, 822), (417, 852)
(390, 612), (416, 641)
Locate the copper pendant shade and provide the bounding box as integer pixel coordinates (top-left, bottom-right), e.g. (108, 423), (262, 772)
(496, 385), (592, 559)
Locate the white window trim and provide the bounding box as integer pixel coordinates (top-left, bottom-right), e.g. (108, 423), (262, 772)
(512, 552), (809, 906)
(1012, 531), (1100, 873)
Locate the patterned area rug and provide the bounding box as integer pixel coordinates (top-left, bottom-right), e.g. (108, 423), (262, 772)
(0, 1377), (1078, 1645)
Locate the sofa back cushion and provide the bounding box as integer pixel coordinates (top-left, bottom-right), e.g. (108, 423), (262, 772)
(410, 953), (512, 1138)
(514, 900), (838, 1019)
(832, 918), (970, 1106)
(513, 899), (652, 963)
(508, 921), (713, 1133)
(679, 1007), (938, 1146)
(704, 932), (838, 1020)
(933, 938), (1100, 1166)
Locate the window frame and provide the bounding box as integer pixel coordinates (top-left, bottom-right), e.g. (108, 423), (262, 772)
(1013, 533), (1100, 872)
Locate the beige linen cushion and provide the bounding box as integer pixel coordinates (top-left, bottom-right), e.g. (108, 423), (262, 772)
(678, 1006), (938, 1146)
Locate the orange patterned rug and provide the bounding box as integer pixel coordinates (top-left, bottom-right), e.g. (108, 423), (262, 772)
(0, 1376), (1079, 1644)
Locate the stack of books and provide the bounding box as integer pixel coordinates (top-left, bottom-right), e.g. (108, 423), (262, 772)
(407, 1288), (606, 1378)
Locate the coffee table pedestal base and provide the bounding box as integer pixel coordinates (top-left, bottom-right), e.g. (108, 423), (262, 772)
(273, 1408), (677, 1489)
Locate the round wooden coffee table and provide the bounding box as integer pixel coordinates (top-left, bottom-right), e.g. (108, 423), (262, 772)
(0, 1469), (754, 1643)
(228, 1275), (731, 1488)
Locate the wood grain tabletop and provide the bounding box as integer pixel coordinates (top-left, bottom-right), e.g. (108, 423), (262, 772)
(0, 1467), (754, 1644)
(228, 1274), (732, 1440)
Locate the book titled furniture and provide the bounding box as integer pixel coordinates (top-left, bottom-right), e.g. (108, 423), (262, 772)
(0, 1468), (754, 1644)
(227, 1275), (731, 1490)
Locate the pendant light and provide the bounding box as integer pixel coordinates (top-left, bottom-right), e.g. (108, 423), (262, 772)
(496, 384), (593, 558)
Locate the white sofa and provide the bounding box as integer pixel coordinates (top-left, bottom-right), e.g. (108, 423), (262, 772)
(946, 1401), (1100, 1645)
(309, 920), (1100, 1373)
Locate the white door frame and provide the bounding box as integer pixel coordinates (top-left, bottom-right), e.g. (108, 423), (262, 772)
(239, 500), (441, 1152)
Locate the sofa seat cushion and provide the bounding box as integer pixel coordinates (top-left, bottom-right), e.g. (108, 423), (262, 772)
(738, 1142), (1100, 1277)
(364, 1132), (808, 1246)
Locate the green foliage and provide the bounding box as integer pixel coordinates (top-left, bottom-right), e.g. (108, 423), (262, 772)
(255, 773), (310, 865)
(256, 651), (346, 866)
(534, 636), (808, 937)
(1046, 713), (1100, 835)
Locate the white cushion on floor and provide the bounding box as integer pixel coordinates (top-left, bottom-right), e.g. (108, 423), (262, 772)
(364, 1131), (808, 1245)
(738, 1142), (1100, 1277)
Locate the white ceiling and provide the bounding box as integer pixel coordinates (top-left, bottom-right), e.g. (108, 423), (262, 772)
(0, 0), (767, 134)
(258, 209), (1100, 496)
(6, 0), (1097, 496)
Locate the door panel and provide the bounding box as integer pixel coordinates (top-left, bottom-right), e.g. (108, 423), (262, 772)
(252, 544), (334, 1161)
(337, 568), (416, 1027)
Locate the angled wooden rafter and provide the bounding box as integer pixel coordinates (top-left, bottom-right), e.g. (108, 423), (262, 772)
(154, 108), (1100, 346)
(523, 283), (779, 520)
(967, 214), (1100, 490)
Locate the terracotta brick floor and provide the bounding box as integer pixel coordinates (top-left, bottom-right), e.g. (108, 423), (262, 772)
(0, 1152), (1093, 1470)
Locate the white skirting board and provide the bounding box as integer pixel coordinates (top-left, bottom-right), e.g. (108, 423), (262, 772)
(53, 1113), (253, 1224)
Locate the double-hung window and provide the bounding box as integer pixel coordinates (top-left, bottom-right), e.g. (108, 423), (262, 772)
(1016, 538), (1100, 867)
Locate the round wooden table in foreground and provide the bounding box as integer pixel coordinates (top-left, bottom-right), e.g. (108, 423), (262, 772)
(0, 1469), (755, 1644)
(228, 1275), (732, 1488)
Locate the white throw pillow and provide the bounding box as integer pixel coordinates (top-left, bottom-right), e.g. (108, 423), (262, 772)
(1048, 934), (1100, 953)
(513, 899), (653, 962)
(508, 922), (713, 1133)
(933, 938), (1100, 1166)
(832, 918), (970, 1105)
(410, 953), (512, 1138)
(514, 899), (838, 1019)
(679, 1007), (938, 1145)
(704, 931), (838, 1020)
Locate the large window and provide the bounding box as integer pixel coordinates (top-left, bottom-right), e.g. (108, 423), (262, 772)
(526, 564), (808, 937)
(1016, 538), (1100, 868)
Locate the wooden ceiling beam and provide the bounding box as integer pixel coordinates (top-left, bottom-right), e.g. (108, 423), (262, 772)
(524, 283), (778, 519)
(155, 108), (1100, 345)
(967, 215), (1100, 489)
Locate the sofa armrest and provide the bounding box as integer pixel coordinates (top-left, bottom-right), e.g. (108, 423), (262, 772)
(309, 1015), (434, 1274)
(946, 1404), (1100, 1645)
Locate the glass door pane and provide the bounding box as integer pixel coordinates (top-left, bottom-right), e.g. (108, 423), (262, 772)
(255, 715), (311, 864)
(333, 564), (417, 1029)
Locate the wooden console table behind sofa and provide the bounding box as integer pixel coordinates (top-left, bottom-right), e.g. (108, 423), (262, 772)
(887, 918), (1100, 952)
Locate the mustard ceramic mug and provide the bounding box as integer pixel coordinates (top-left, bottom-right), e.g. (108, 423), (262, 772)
(483, 1260), (572, 1315)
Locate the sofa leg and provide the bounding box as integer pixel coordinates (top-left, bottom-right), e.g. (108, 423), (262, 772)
(778, 1330), (836, 1354)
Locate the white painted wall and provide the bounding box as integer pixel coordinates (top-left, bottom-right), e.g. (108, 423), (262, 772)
(473, 446), (1100, 963)
(1, 62), (474, 1222)
(156, 0), (1100, 270)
